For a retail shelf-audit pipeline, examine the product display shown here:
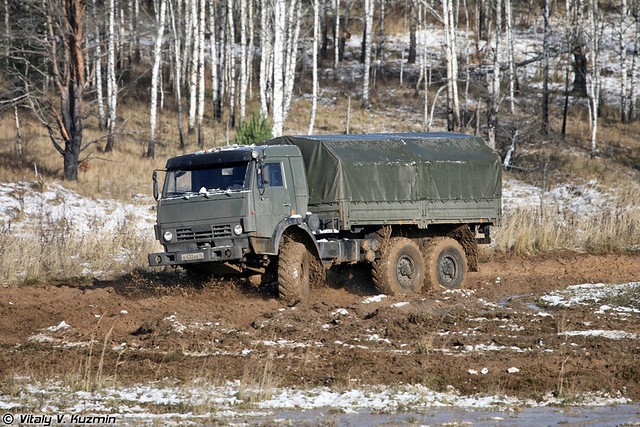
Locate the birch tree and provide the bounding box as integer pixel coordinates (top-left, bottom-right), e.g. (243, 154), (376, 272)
(587, 0), (601, 156)
(630, 0), (639, 120)
(271, 0), (285, 135)
(308, 0), (319, 134)
(334, 0), (340, 68)
(240, 0), (248, 121)
(209, 0), (220, 121)
(361, 0), (373, 110)
(91, 0), (105, 130)
(148, 0), (167, 159)
(197, 0), (206, 147)
(619, 0), (629, 123)
(443, 0), (460, 130)
(282, 0), (300, 121)
(188, 0), (199, 134)
(169, 0), (185, 148)
(105, 0), (118, 152)
(260, 0), (273, 119)
(227, 0), (237, 128)
(541, 0), (550, 134)
(487, 0), (501, 150)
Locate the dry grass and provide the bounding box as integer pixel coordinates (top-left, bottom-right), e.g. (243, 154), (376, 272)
(0, 213), (157, 285)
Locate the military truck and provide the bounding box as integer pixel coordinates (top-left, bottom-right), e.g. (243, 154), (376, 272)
(149, 132), (502, 303)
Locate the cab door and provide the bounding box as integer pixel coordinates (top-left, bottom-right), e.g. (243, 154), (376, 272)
(254, 159), (296, 238)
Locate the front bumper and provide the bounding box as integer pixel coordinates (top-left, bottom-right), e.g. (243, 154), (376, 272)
(148, 244), (246, 267)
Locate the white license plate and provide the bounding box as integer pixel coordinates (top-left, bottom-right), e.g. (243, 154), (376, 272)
(181, 252), (205, 261)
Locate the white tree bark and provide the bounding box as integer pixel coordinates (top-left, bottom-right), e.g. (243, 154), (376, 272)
(462, 0), (471, 127)
(169, 0), (185, 148)
(92, 0), (105, 130)
(105, 0), (118, 151)
(240, 0), (248, 121)
(208, 0), (219, 120)
(197, 0), (206, 146)
(188, 0), (199, 134)
(272, 0), (285, 136)
(248, 0), (255, 99)
(334, 0), (340, 68)
(282, 0), (300, 121)
(259, 0), (272, 118)
(227, 0), (237, 127)
(505, 0), (515, 118)
(446, 0), (460, 129)
(619, 0), (629, 123)
(587, 0), (601, 156)
(487, 0), (501, 150)
(308, 0), (319, 134)
(630, 0), (639, 120)
(148, 0), (167, 158)
(361, 0), (373, 109)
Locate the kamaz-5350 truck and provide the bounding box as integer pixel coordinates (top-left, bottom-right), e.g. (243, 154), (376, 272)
(149, 132), (502, 303)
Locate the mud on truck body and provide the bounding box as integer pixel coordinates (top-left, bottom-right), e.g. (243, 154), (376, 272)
(149, 132), (502, 303)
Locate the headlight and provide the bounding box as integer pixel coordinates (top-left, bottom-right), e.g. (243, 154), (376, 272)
(233, 224), (243, 235)
(163, 231), (173, 242)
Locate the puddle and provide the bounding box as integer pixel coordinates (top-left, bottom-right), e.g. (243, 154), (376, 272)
(235, 404), (640, 426)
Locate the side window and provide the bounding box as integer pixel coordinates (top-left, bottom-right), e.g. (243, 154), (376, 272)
(264, 162), (284, 187)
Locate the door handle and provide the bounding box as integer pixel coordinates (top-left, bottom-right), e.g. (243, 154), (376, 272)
(283, 203), (291, 207)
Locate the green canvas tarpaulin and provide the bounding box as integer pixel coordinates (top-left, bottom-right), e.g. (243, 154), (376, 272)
(266, 132), (502, 205)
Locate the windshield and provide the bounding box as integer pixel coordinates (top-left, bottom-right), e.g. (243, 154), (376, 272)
(163, 162), (249, 197)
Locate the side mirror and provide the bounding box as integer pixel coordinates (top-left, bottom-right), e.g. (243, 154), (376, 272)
(257, 160), (266, 189)
(152, 170), (159, 201)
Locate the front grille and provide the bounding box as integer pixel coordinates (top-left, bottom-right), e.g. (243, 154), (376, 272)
(176, 224), (232, 242)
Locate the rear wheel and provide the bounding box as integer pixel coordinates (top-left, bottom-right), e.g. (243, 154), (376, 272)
(372, 238), (425, 295)
(278, 241), (311, 304)
(423, 237), (468, 290)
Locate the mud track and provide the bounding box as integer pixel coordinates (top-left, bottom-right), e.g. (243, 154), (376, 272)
(1, 253), (639, 400)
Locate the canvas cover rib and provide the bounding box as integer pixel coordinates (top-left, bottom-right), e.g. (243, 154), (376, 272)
(266, 132), (502, 205)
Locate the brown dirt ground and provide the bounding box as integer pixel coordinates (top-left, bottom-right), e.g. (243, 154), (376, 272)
(1, 252), (639, 401)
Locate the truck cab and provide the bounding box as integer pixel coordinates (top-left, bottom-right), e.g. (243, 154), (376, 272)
(148, 145), (312, 269)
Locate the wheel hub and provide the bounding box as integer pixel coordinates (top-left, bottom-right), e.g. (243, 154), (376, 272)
(396, 255), (415, 288)
(439, 256), (456, 283)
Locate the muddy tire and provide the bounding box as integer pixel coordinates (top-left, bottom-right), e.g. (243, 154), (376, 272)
(423, 237), (468, 290)
(372, 238), (425, 295)
(278, 241), (311, 304)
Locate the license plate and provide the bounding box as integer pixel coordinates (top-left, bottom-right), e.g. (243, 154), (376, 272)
(181, 252), (205, 261)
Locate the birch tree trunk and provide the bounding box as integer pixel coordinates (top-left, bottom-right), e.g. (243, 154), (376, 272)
(308, 0), (319, 134)
(169, 0), (185, 148)
(630, 0), (639, 120)
(148, 0), (167, 159)
(260, 0), (272, 119)
(209, 0), (220, 120)
(92, 0), (105, 131)
(487, 0), (501, 150)
(463, 0), (471, 128)
(334, 0), (340, 68)
(188, 0), (198, 135)
(197, 0), (206, 147)
(541, 0), (550, 134)
(587, 0), (600, 156)
(443, 0), (460, 130)
(361, 0), (373, 110)
(619, 0), (629, 123)
(227, 0), (237, 128)
(271, 0), (285, 136)
(248, 0), (255, 99)
(240, 0), (248, 122)
(282, 0), (300, 121)
(134, 0), (141, 61)
(105, 0), (118, 152)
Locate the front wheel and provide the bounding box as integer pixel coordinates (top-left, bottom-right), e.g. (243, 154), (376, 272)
(278, 241), (311, 304)
(372, 237), (425, 295)
(422, 237), (468, 290)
